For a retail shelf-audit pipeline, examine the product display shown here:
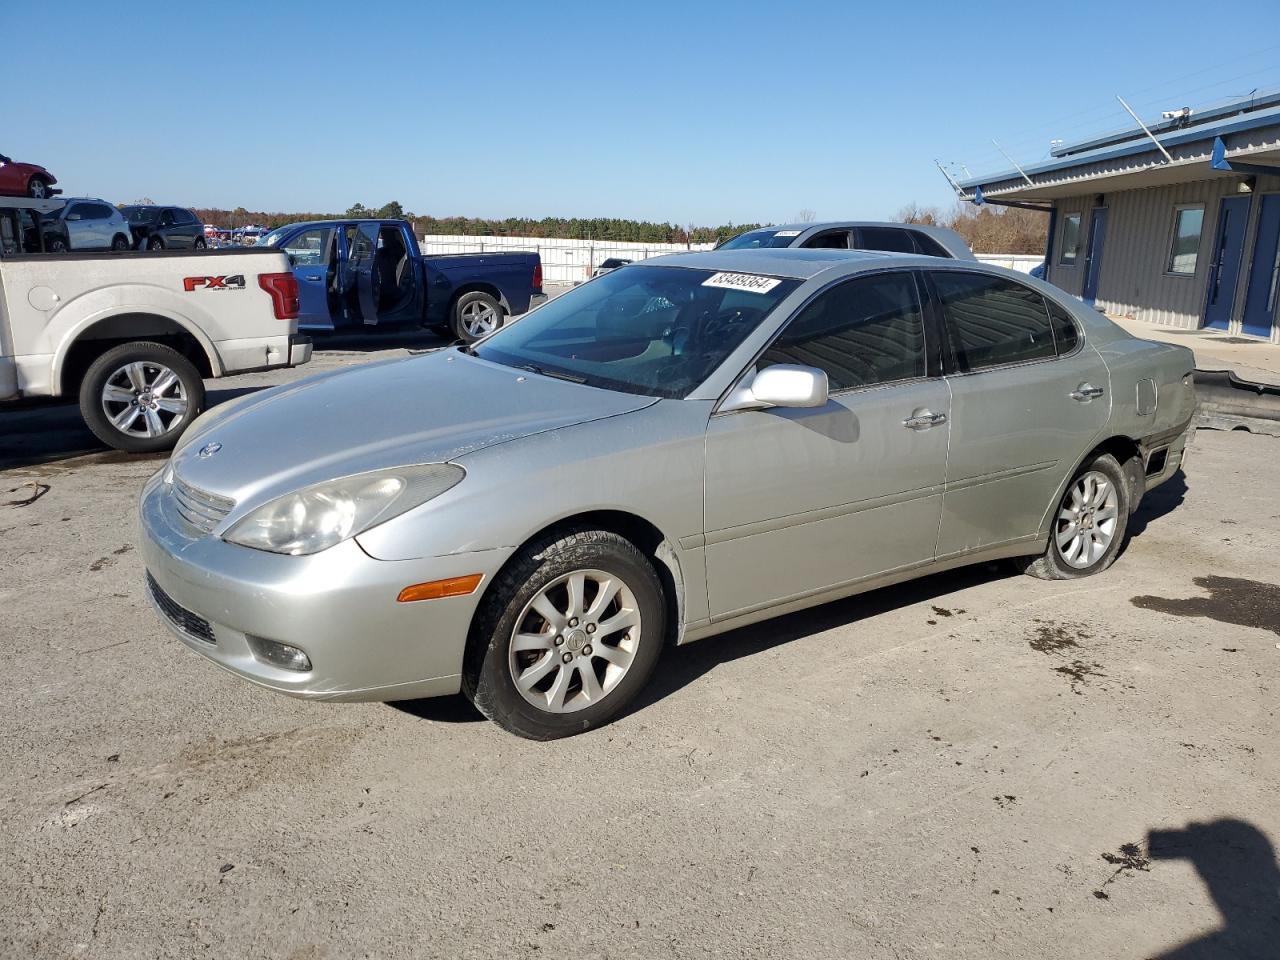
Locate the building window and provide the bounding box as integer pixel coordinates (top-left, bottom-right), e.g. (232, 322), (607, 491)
(1059, 213), (1081, 265)
(1166, 205), (1205, 276)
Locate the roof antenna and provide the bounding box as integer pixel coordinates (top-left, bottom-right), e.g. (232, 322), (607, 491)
(991, 140), (1035, 186)
(1116, 95), (1174, 163)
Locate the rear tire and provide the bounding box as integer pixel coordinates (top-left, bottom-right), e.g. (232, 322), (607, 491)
(193, 237), (207, 250)
(111, 235), (129, 251)
(79, 342), (205, 453)
(1018, 452), (1130, 580)
(463, 529), (666, 739)
(147, 236), (165, 251)
(450, 291), (504, 343)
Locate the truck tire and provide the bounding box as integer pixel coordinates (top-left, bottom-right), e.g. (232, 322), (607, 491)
(79, 342), (205, 454)
(451, 291), (505, 342)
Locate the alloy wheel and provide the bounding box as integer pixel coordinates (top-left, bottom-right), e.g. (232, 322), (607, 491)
(1055, 470), (1120, 569)
(461, 300), (499, 338)
(508, 569), (642, 713)
(100, 361), (189, 439)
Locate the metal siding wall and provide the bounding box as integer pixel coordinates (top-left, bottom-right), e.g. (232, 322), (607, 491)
(1046, 175), (1280, 338)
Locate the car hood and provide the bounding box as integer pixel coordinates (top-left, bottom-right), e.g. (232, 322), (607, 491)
(170, 350), (657, 507)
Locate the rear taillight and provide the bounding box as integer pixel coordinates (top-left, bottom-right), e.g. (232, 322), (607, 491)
(532, 262), (543, 292)
(258, 272), (299, 320)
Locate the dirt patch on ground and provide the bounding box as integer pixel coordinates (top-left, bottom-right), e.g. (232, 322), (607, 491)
(1131, 576), (1280, 636)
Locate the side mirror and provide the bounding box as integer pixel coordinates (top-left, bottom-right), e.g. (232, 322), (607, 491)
(720, 364), (829, 413)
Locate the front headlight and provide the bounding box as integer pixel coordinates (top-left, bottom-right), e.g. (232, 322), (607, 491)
(223, 463), (464, 556)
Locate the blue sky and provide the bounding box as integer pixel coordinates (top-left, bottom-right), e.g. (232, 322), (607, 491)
(5, 0), (1279, 224)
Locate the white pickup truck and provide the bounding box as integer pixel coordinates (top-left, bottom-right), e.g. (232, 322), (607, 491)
(1, 198), (312, 452)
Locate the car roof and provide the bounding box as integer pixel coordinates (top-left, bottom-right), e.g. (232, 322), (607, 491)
(735, 220), (976, 259)
(635, 247), (907, 280)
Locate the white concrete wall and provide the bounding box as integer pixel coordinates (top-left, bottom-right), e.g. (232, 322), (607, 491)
(419, 234), (714, 285)
(420, 233), (1042, 283)
(974, 254), (1042, 274)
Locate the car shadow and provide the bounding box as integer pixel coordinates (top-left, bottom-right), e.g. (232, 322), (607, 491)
(392, 561), (1012, 727)
(1127, 469), (1188, 540)
(1147, 817), (1280, 958)
(311, 328), (453, 354)
(0, 385), (268, 472)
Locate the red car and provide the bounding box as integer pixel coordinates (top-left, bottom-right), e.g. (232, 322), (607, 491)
(0, 154), (59, 198)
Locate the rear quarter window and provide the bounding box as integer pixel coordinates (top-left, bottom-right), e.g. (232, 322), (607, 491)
(932, 271), (1057, 371)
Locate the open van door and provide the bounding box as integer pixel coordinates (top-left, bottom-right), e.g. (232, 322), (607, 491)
(350, 221), (381, 326)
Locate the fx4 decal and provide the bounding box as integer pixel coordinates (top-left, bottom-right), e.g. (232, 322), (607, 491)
(183, 274), (246, 292)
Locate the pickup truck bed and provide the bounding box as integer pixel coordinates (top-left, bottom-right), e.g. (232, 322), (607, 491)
(1, 233), (310, 452)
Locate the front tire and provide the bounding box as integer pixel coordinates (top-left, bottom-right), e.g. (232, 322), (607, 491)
(450, 291), (504, 343)
(1018, 452), (1130, 580)
(79, 342), (205, 453)
(27, 175), (50, 198)
(464, 529), (666, 739)
(193, 237), (207, 250)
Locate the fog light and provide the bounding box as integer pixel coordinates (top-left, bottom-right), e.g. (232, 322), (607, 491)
(247, 635), (312, 672)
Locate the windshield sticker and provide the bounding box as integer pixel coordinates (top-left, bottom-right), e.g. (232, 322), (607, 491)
(774, 230), (802, 237)
(701, 272), (783, 294)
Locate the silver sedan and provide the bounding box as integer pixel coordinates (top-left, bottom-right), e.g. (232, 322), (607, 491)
(140, 249), (1196, 738)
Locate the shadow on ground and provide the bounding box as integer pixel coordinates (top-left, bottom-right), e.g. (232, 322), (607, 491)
(0, 386), (267, 472)
(1149, 818), (1280, 959)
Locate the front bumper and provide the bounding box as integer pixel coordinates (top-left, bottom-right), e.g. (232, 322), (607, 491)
(138, 472), (514, 701)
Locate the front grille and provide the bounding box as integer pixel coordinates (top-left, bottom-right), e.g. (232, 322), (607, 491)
(147, 573), (216, 645)
(172, 474), (234, 534)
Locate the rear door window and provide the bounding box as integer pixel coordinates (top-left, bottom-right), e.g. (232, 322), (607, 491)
(761, 271), (927, 390)
(800, 229), (851, 250)
(856, 226), (917, 254)
(931, 271), (1056, 371)
(911, 232), (951, 257)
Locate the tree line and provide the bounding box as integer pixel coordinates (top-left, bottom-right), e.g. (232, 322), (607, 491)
(192, 200), (1047, 253)
(193, 202), (762, 245)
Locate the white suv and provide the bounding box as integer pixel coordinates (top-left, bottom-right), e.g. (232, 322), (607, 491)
(42, 198), (133, 251)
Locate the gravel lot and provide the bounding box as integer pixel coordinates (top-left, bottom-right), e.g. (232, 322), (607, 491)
(2, 331), (1278, 959)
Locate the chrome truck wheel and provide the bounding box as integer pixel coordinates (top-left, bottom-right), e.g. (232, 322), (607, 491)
(79, 341), (206, 454)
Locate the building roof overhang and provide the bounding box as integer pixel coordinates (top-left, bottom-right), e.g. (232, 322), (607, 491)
(957, 105), (1280, 203)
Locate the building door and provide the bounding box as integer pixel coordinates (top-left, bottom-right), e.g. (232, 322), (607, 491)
(1204, 195), (1251, 331)
(1081, 207), (1109, 305)
(1241, 194), (1280, 339)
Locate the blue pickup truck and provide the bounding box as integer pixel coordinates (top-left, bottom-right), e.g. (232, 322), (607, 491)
(258, 218), (545, 342)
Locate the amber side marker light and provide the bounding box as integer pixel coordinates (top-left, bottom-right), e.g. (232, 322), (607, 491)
(397, 574), (484, 603)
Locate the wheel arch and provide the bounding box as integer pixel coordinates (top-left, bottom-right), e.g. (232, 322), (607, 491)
(55, 310), (219, 397)
(471, 508), (686, 649)
(1037, 434), (1144, 542)
(449, 282), (511, 318)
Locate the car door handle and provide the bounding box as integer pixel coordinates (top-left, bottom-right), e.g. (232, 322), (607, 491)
(1070, 383), (1105, 402)
(303, 275), (323, 282)
(903, 410), (947, 429)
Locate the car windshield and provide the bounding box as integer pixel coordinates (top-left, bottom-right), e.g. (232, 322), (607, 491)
(123, 206), (158, 224)
(257, 227), (292, 247)
(473, 265), (800, 399)
(717, 229), (800, 250)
